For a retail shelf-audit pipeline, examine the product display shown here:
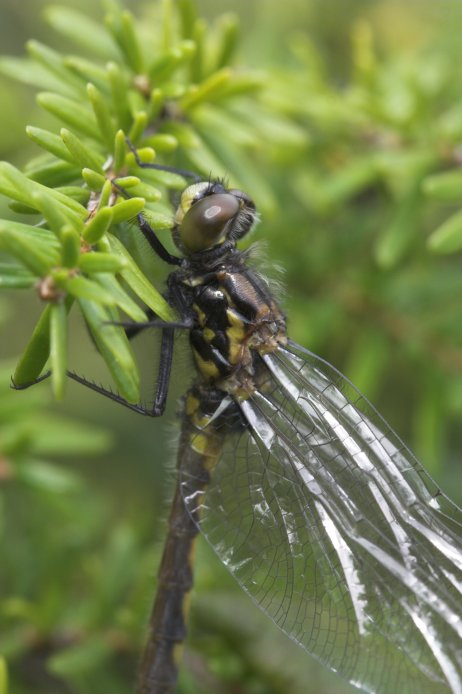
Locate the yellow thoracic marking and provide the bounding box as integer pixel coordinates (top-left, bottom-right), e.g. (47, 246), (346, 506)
(192, 303), (207, 326)
(226, 307), (246, 332)
(225, 307), (246, 363)
(183, 275), (206, 288)
(193, 349), (220, 380)
(203, 327), (215, 342)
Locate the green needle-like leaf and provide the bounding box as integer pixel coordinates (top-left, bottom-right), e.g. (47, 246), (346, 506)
(0, 229), (52, 276)
(113, 129), (127, 171)
(180, 67), (232, 110)
(60, 225), (81, 268)
(60, 128), (105, 172)
(62, 275), (117, 305)
(128, 111), (148, 143)
(99, 179), (114, 208)
(107, 62), (131, 131)
(0, 219), (60, 252)
(50, 301), (68, 400)
(37, 92), (100, 139)
(93, 272), (146, 322)
(87, 83), (117, 149)
(13, 306), (52, 385)
(374, 184), (422, 268)
(78, 298), (140, 403)
(0, 162), (86, 223)
(26, 126), (75, 163)
(110, 197), (146, 223)
(422, 170), (462, 201)
(31, 191), (67, 236)
(78, 252), (126, 274)
(114, 175), (141, 188)
(0, 56), (69, 92)
(106, 234), (175, 321)
(126, 181), (161, 202)
(0, 657), (7, 694)
(428, 209), (462, 254)
(120, 10), (144, 73)
(25, 158), (81, 188)
(0, 263), (37, 289)
(16, 460), (83, 493)
(214, 14), (239, 70)
(45, 5), (121, 60)
(143, 133), (178, 153)
(27, 39), (85, 96)
(81, 168), (107, 191)
(48, 635), (112, 677)
(64, 56), (109, 91)
(83, 207), (114, 243)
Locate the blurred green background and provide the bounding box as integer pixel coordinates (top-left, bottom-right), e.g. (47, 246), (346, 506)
(1, 1), (462, 692)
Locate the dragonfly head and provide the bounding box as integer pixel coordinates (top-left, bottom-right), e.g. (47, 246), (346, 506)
(173, 180), (257, 255)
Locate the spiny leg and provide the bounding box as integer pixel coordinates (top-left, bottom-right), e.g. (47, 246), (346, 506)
(135, 212), (182, 266)
(152, 327), (175, 416)
(125, 137), (201, 182)
(11, 314), (188, 416)
(67, 325), (176, 416)
(113, 137), (198, 267)
(111, 178), (182, 267)
(111, 318), (192, 331)
(11, 370), (155, 415)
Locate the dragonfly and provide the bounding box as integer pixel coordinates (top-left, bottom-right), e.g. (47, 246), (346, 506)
(14, 160), (462, 694)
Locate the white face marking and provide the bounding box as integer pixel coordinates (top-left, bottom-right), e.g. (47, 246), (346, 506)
(174, 182), (210, 224)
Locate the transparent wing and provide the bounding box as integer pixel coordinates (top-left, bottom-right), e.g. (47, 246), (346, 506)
(180, 341), (462, 694)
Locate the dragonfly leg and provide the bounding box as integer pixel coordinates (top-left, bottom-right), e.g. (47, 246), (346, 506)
(109, 318), (192, 331)
(111, 137), (200, 267)
(135, 212), (182, 266)
(108, 302), (193, 333)
(125, 137), (201, 181)
(11, 369), (154, 416)
(11, 371), (51, 390)
(110, 177), (182, 267)
(67, 372), (161, 415)
(152, 327), (174, 416)
(65, 325), (175, 416)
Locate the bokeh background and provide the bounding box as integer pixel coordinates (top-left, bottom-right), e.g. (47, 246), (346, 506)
(1, 1), (462, 692)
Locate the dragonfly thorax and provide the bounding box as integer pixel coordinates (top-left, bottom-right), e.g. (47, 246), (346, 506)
(174, 257), (287, 399)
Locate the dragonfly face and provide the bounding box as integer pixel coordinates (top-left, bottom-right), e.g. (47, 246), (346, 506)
(172, 180), (257, 254)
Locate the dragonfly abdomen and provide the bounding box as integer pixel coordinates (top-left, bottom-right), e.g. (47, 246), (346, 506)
(136, 483), (198, 693)
(138, 387), (239, 694)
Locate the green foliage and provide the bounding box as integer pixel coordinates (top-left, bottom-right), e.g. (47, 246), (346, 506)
(250, 12), (462, 473)
(1, 1), (462, 693)
(0, 353), (118, 693)
(0, 0), (289, 403)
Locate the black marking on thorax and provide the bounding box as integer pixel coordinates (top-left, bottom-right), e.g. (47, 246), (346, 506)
(176, 261), (286, 388)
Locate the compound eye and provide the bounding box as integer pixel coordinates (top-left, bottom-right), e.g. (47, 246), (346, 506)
(179, 193), (240, 253)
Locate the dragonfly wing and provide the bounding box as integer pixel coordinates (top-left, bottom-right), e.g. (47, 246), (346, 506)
(180, 341), (462, 694)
